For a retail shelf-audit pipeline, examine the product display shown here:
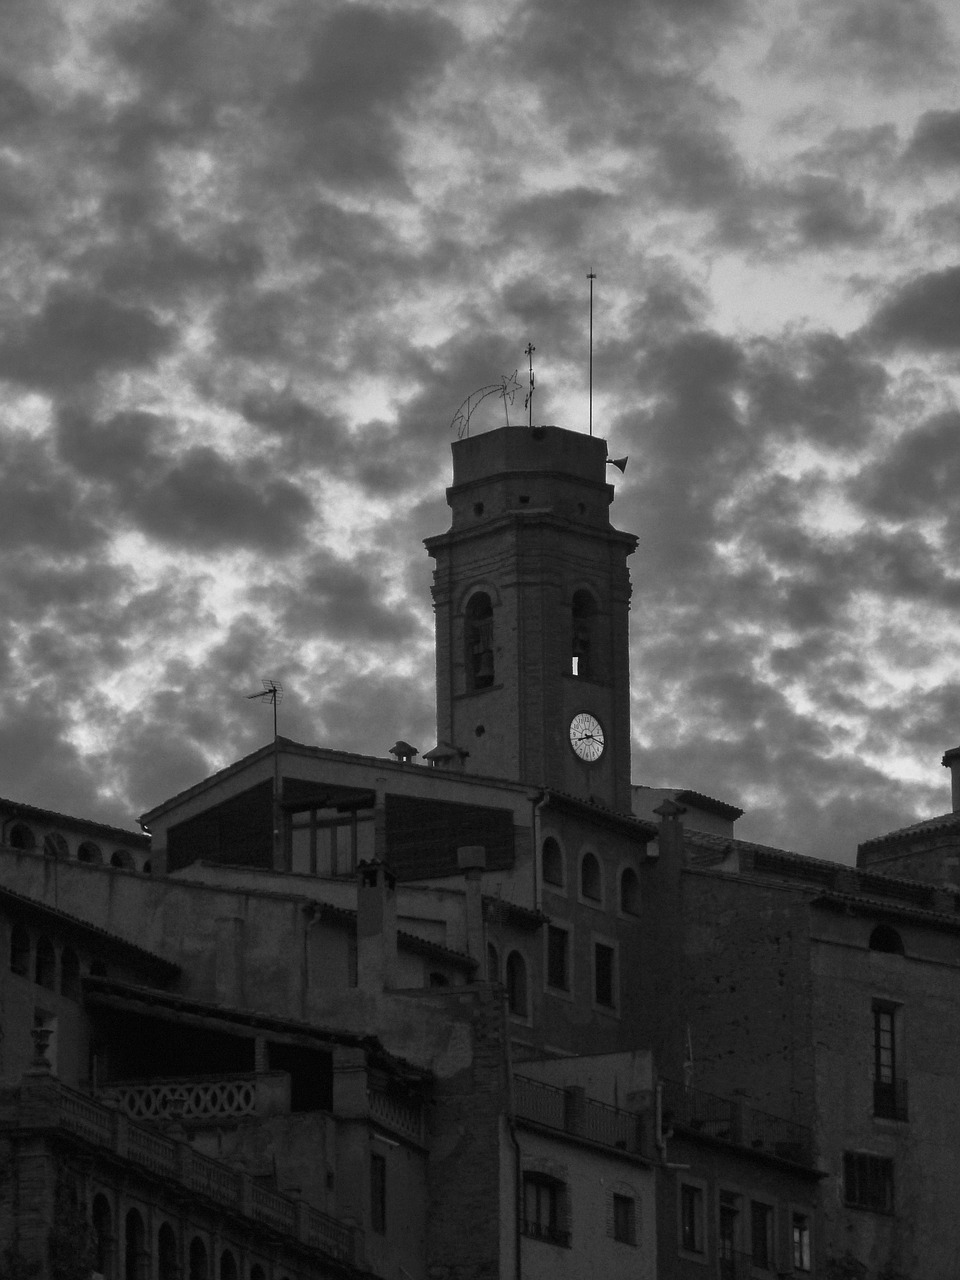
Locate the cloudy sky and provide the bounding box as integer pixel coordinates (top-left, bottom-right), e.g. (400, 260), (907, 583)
(3, 0), (960, 861)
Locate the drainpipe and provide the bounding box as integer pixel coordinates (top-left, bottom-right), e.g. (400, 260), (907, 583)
(532, 792), (549, 913)
(502, 985), (522, 1280)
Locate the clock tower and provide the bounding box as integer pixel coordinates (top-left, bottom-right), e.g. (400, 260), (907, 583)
(425, 424), (637, 813)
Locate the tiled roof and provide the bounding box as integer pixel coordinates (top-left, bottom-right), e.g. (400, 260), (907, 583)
(0, 883), (179, 977)
(83, 975), (432, 1080)
(0, 796), (149, 846)
(858, 812), (960, 850)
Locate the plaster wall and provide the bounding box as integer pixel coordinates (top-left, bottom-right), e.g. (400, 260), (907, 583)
(517, 1125), (656, 1280)
(811, 925), (960, 1278)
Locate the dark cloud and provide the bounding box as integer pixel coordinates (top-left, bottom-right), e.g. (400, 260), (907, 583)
(276, 6), (462, 189)
(495, 188), (614, 252)
(0, 288), (173, 391)
(850, 410), (960, 524)
(746, 331), (888, 449)
(767, 0), (952, 89)
(259, 550), (427, 646)
(0, 432), (107, 554)
(905, 109), (960, 168)
(866, 266), (960, 351)
(57, 409), (314, 552)
(789, 175), (888, 247)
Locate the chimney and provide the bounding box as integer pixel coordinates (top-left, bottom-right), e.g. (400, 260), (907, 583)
(942, 747), (960, 813)
(356, 858), (398, 991)
(457, 845), (486, 964)
(652, 798), (687, 863)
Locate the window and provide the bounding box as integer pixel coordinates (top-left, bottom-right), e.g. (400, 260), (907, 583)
(542, 838), (563, 888)
(506, 950), (528, 1017)
(620, 866), (640, 915)
(465, 593), (494, 691)
(869, 924), (904, 954)
(680, 1183), (704, 1254)
(571, 590), (597, 679)
(92, 1195), (113, 1280)
(546, 926), (569, 991)
(124, 1210), (145, 1280)
(522, 1174), (569, 1247)
(843, 1152), (893, 1213)
(580, 852), (602, 902)
(10, 924), (30, 976)
(718, 1190), (741, 1273)
(370, 1151), (387, 1234)
(60, 947), (81, 1001)
(188, 1239), (208, 1280)
(873, 1001), (907, 1118)
(594, 942), (616, 1009)
(750, 1200), (774, 1271)
(487, 942), (499, 982)
(792, 1212), (811, 1272)
(111, 850), (134, 869)
(35, 936), (55, 989)
(219, 1250), (237, 1280)
(158, 1225), (178, 1280)
(612, 1193), (636, 1245)
(8, 822), (35, 850)
(78, 841), (103, 864)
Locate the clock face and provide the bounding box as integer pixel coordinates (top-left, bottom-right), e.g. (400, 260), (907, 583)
(569, 712), (605, 762)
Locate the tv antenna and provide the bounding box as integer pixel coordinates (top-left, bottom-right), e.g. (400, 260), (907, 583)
(246, 678), (283, 739)
(587, 272), (596, 436)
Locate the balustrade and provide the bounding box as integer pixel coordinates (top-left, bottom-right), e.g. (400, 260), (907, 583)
(99, 1074), (268, 1123)
(28, 1081), (363, 1266)
(368, 1087), (423, 1143)
(660, 1080), (813, 1166)
(513, 1074), (642, 1154)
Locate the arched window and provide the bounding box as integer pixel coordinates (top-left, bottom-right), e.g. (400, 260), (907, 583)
(580, 852), (602, 903)
(43, 832), (68, 859)
(111, 850), (134, 869)
(8, 822), (35, 850)
(10, 924), (30, 976)
(620, 867), (640, 916)
(158, 1223), (179, 1280)
(505, 950), (528, 1018)
(61, 947), (81, 1000)
(92, 1194), (113, 1280)
(142, 861), (152, 874)
(541, 838), (563, 888)
(125, 1210), (146, 1280)
(78, 841), (103, 864)
(35, 936), (56, 989)
(250, 1266), (266, 1280)
(465, 593), (495, 691)
(90, 958), (108, 978)
(188, 1239), (208, 1280)
(428, 971), (449, 987)
(219, 1249), (238, 1280)
(487, 942), (499, 982)
(571, 590), (598, 679)
(869, 925), (904, 955)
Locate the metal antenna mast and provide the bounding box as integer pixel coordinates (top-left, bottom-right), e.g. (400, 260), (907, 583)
(246, 678), (283, 739)
(587, 272), (596, 437)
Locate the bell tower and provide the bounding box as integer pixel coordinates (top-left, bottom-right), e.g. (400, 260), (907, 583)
(425, 424), (637, 813)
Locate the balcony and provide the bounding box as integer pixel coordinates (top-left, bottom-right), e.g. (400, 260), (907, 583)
(98, 1072), (290, 1124)
(718, 1249), (755, 1280)
(513, 1074), (645, 1155)
(660, 1080), (814, 1167)
(873, 1077), (908, 1121)
(5, 1077), (361, 1267)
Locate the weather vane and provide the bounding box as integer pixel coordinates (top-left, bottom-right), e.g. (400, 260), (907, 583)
(246, 678), (283, 739)
(449, 371), (523, 438)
